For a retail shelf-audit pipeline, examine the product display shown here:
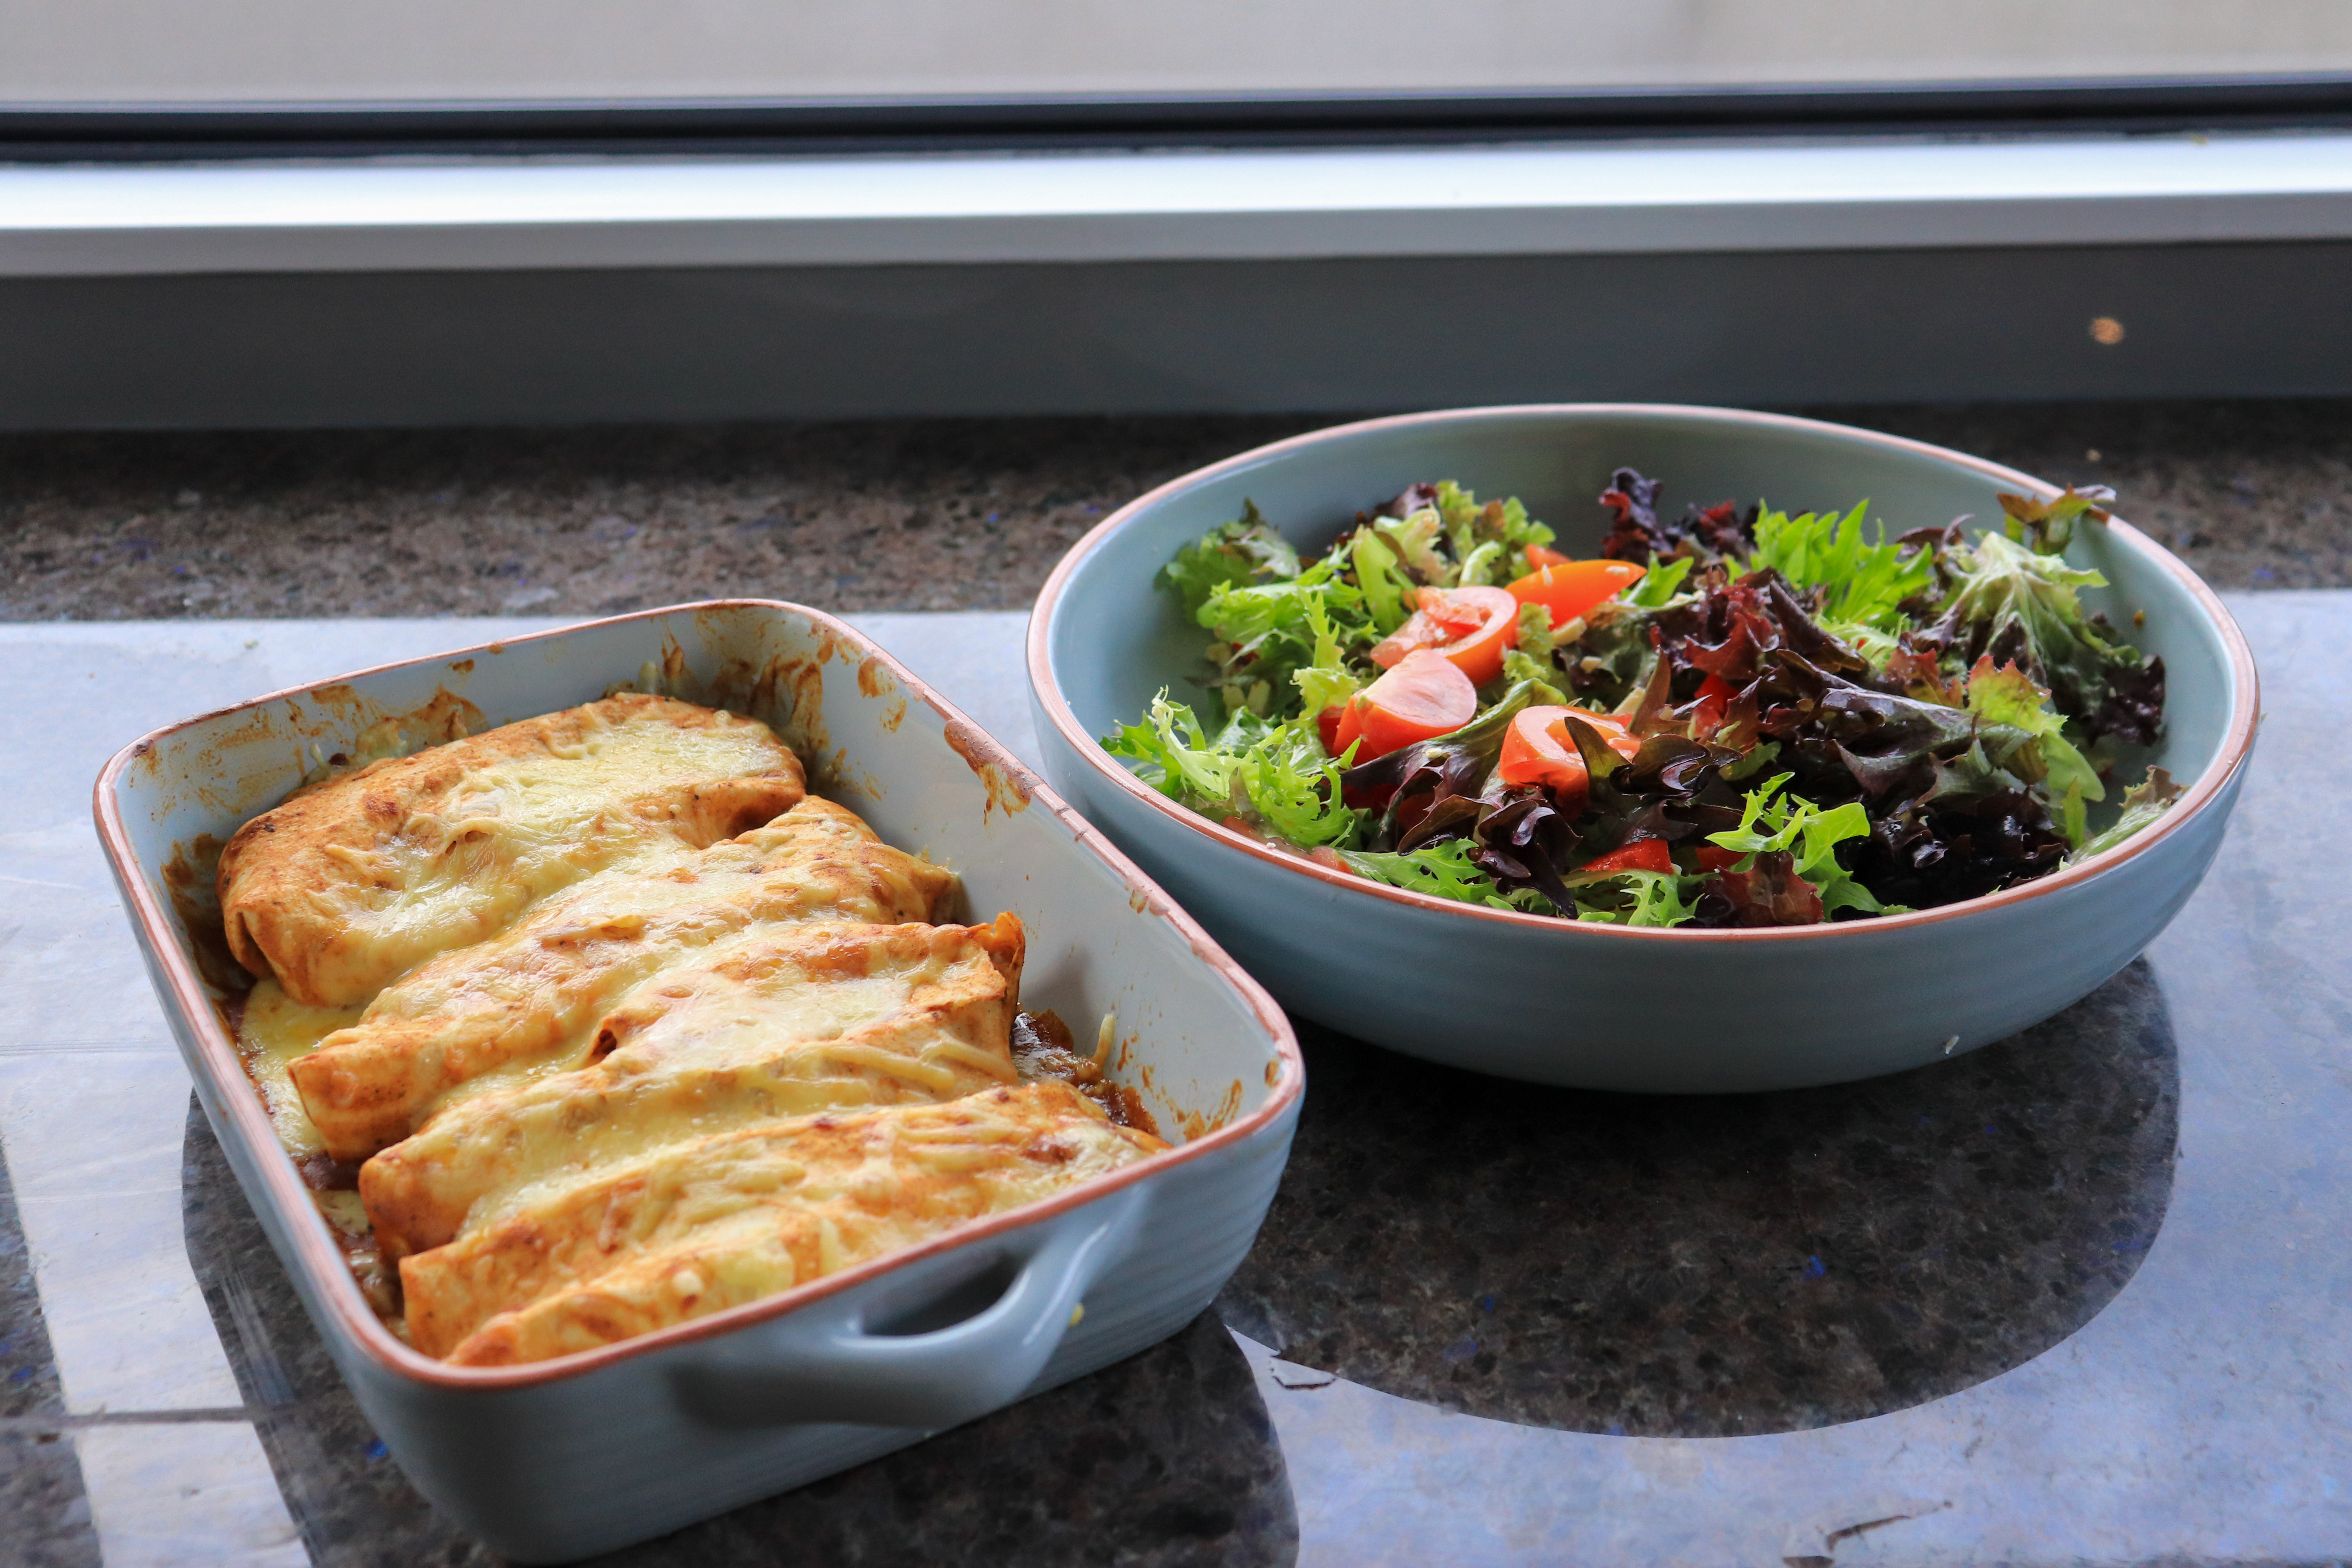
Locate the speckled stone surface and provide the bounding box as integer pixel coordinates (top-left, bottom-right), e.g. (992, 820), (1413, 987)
(2, 593), (2348, 1562)
(0, 1141), (101, 1568)
(4, 399), (2350, 623)
(1214, 961), (2176, 1437)
(181, 1106), (1299, 1568)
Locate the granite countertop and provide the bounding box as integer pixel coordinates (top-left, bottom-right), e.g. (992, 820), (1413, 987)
(3, 403), (2351, 1566)
(4, 400), (2351, 625)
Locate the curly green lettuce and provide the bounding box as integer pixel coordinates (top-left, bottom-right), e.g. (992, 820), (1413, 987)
(1933, 530), (2163, 745)
(1162, 503), (1300, 619)
(1706, 774), (1889, 918)
(1342, 838), (1548, 912)
(1103, 691), (1361, 849)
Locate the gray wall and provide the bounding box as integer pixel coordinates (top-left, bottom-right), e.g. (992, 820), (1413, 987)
(3, 240), (2345, 429)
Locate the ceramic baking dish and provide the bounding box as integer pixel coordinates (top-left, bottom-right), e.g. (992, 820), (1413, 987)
(93, 601), (1301, 1563)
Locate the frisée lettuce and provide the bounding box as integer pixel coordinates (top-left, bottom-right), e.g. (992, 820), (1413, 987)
(1102, 468), (2177, 926)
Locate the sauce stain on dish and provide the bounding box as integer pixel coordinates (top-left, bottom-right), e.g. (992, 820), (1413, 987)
(1176, 1079), (1245, 1143)
(854, 653), (915, 736)
(944, 720), (1030, 822)
(162, 832), (246, 994)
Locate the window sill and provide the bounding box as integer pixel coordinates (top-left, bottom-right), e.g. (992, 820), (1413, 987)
(4, 127), (2350, 277)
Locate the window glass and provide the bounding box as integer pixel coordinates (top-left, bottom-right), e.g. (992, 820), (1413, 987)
(2, 0), (2344, 106)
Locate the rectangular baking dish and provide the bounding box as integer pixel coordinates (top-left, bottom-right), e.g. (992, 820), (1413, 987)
(92, 601), (1302, 1563)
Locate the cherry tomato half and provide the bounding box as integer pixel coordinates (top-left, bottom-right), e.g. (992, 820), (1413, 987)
(1495, 704), (1642, 803)
(1367, 585), (1520, 687)
(1578, 838), (1674, 877)
(1332, 649), (1479, 763)
(1507, 558), (1647, 630)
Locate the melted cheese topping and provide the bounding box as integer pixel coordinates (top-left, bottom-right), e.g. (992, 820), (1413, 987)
(360, 916), (1025, 1260)
(402, 1081), (1162, 1364)
(218, 695), (805, 1007)
(285, 798), (956, 1160)
(236, 978), (367, 1159)
(223, 697), (1169, 1368)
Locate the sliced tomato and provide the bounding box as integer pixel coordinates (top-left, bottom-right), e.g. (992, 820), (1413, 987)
(1525, 544), (1572, 572)
(1495, 704), (1641, 802)
(1330, 700), (1365, 759)
(1507, 558), (1648, 630)
(1367, 585), (1520, 687)
(1316, 702), (1349, 758)
(1695, 845), (1744, 873)
(1689, 673), (1738, 739)
(1339, 649), (1479, 762)
(1578, 838), (1673, 877)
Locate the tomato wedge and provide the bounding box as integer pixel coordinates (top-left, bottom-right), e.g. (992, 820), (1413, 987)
(1578, 838), (1673, 877)
(1695, 845), (1744, 873)
(1495, 704), (1642, 801)
(1333, 649), (1478, 762)
(1525, 544), (1572, 572)
(1507, 558), (1647, 630)
(1689, 673), (1738, 739)
(1367, 585), (1519, 686)
(1316, 702), (1350, 757)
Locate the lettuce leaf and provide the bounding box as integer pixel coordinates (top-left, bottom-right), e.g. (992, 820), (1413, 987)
(1435, 481), (1556, 564)
(1348, 529), (1412, 634)
(1162, 503), (1300, 619)
(2071, 766), (2184, 861)
(1103, 690), (1237, 804)
(1455, 539), (1506, 587)
(1997, 484), (2114, 556)
(1963, 655), (2104, 802)
(1706, 775), (1887, 918)
(1622, 553), (1695, 608)
(1103, 691), (1363, 849)
(1933, 530), (2165, 745)
(1196, 555), (1374, 718)
(1240, 720), (1363, 849)
(1501, 648), (1570, 705)
(1373, 506), (1448, 583)
(1573, 871), (1701, 927)
(1342, 837), (1546, 912)
(1747, 501), (1936, 632)
(1291, 592), (1364, 720)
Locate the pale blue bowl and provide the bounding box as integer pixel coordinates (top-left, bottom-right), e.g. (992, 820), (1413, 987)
(1027, 405), (2259, 1093)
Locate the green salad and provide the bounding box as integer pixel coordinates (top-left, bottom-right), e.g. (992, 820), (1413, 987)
(1102, 468), (2178, 927)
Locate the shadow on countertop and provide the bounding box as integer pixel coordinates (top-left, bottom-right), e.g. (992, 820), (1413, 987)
(1216, 960), (2179, 1437)
(180, 1106), (1299, 1568)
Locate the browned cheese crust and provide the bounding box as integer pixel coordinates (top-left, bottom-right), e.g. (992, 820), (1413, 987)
(288, 798), (958, 1160)
(222, 695), (1175, 1371)
(361, 913), (1026, 1261)
(218, 694), (806, 1007)
(401, 1080), (1167, 1364)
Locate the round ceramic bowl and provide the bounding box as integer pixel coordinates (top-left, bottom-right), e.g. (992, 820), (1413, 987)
(1027, 405), (2259, 1093)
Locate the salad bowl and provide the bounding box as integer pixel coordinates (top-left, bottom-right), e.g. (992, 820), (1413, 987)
(1027, 405), (2258, 1093)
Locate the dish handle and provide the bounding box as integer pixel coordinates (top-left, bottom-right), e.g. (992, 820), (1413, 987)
(667, 1185), (1149, 1430)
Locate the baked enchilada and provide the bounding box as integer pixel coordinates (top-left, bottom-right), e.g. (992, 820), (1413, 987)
(218, 694), (1164, 1365)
